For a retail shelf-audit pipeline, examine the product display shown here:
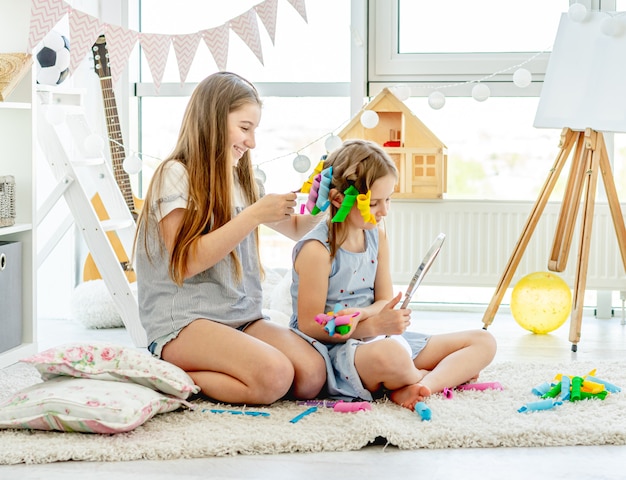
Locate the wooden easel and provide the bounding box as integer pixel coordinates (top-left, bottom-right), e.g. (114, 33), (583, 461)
(482, 127), (626, 351)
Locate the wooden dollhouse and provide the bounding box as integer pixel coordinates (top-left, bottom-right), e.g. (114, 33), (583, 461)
(338, 88), (447, 199)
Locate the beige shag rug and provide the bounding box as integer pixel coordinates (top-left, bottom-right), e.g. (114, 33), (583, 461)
(1, 360), (626, 465)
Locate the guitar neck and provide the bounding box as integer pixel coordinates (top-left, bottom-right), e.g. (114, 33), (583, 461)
(99, 75), (136, 214)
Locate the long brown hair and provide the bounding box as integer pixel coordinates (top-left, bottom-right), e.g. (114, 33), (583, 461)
(135, 72), (262, 285)
(323, 139), (398, 258)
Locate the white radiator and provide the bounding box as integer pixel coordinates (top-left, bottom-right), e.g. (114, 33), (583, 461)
(387, 199), (626, 291)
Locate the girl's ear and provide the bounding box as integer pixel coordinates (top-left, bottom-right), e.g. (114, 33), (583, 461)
(329, 188), (343, 208)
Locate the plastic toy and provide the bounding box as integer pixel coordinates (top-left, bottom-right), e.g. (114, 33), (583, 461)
(356, 190), (376, 224)
(315, 303), (359, 336)
(333, 401), (371, 413)
(289, 406), (318, 423)
(518, 399), (563, 413)
(524, 369), (620, 412)
(300, 160), (325, 194)
(455, 381), (503, 392)
(205, 409), (270, 417)
(414, 401), (431, 421)
(531, 381), (552, 396)
(331, 185), (358, 222)
(587, 375), (621, 393)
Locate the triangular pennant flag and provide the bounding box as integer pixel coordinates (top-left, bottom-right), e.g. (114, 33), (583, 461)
(139, 33), (171, 93)
(104, 24), (138, 88)
(254, 0), (278, 45)
(27, 0), (69, 52)
(229, 9), (263, 66)
(201, 25), (229, 72)
(69, 8), (104, 75)
(172, 32), (201, 85)
(286, 0), (308, 23)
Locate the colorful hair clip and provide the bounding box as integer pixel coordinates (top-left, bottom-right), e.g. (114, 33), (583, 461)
(299, 160), (325, 194)
(356, 191), (376, 224)
(310, 166), (332, 215)
(331, 185), (359, 222)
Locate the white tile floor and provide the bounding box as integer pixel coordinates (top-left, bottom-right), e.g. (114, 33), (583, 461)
(3, 307), (626, 479)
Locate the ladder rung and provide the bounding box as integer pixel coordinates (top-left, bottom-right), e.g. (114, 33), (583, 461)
(99, 218), (134, 231)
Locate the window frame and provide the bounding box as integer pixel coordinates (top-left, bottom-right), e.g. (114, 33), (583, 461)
(366, 0), (614, 98)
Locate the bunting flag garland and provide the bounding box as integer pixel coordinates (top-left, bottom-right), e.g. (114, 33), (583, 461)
(68, 9), (104, 75)
(229, 9), (264, 66)
(104, 24), (139, 88)
(25, 0), (308, 90)
(255, 0), (279, 45)
(287, 0), (308, 23)
(172, 32), (201, 85)
(139, 33), (172, 94)
(202, 25), (230, 73)
(27, 0), (69, 52)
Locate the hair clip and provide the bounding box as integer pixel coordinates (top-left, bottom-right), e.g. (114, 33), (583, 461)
(331, 185), (359, 222)
(356, 190), (376, 224)
(306, 166), (332, 215)
(299, 160), (325, 194)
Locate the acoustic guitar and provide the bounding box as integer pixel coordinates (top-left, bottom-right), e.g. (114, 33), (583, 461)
(83, 35), (143, 282)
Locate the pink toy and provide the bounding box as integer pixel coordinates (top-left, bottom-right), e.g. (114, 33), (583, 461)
(455, 381), (503, 391)
(314, 311), (359, 336)
(333, 401), (371, 413)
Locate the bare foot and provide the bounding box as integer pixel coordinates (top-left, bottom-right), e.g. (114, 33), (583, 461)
(390, 383), (432, 411)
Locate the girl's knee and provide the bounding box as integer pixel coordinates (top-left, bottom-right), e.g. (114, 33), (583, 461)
(292, 352), (326, 399)
(255, 357), (295, 403)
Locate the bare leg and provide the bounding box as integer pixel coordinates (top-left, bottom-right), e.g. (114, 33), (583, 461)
(246, 319), (326, 400)
(413, 329), (497, 394)
(354, 338), (431, 411)
(162, 319), (295, 405)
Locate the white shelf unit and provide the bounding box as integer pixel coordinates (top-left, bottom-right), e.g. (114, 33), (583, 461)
(0, 0), (37, 367)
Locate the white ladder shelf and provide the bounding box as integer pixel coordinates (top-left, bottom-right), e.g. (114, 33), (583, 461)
(37, 90), (147, 348)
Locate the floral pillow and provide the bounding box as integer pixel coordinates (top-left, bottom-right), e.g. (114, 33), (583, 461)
(0, 376), (192, 433)
(21, 342), (200, 399)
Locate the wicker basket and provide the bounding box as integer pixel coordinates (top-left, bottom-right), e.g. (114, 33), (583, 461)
(0, 175), (16, 227)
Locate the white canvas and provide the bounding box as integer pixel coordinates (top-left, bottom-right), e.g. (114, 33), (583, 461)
(534, 12), (626, 133)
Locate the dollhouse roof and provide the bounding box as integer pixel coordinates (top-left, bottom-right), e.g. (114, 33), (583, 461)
(338, 87), (447, 149)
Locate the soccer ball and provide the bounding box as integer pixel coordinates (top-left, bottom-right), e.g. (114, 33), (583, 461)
(36, 30), (70, 85)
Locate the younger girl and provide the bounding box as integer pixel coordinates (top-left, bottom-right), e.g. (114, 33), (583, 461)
(289, 139), (496, 410)
(134, 72), (326, 405)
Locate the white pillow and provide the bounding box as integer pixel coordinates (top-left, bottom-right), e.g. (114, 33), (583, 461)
(269, 268), (294, 317)
(0, 377), (191, 433)
(21, 342), (200, 399)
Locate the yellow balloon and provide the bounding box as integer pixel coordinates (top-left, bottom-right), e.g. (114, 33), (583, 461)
(511, 272), (572, 334)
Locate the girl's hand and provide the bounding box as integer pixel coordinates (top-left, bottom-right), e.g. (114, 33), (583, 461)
(373, 292), (412, 336)
(248, 192), (297, 225)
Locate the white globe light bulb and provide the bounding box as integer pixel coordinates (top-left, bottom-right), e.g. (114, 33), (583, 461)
(601, 16), (622, 37)
(471, 83), (490, 102)
(123, 153), (142, 174)
(568, 3), (588, 23)
(513, 68), (532, 88)
(83, 134), (104, 157)
(325, 134), (343, 153)
(254, 166), (266, 184)
(360, 110), (379, 129)
(292, 154), (311, 173)
(428, 91), (446, 110)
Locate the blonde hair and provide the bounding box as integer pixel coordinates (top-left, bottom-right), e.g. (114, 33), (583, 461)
(323, 139), (398, 258)
(135, 72), (262, 285)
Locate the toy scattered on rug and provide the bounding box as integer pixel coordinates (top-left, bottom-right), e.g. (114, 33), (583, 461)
(518, 369), (620, 413)
(314, 302), (359, 336)
(297, 399), (372, 413)
(442, 381), (503, 399)
(290, 400), (372, 423)
(414, 401), (431, 421)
